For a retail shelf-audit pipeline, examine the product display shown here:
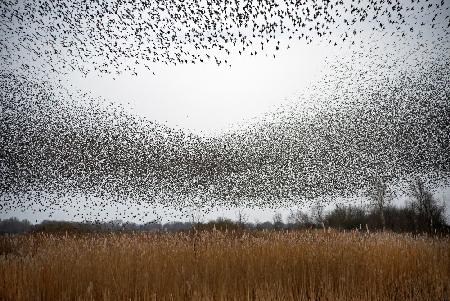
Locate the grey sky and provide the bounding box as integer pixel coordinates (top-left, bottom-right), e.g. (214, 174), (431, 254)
(3, 30), (450, 224)
(65, 40), (333, 136)
(1, 0), (449, 223)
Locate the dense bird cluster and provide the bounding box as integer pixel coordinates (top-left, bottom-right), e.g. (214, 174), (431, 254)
(1, 0), (449, 221)
(1, 42), (449, 221)
(0, 0), (449, 79)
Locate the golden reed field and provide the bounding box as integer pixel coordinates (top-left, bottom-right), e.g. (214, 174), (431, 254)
(0, 230), (449, 301)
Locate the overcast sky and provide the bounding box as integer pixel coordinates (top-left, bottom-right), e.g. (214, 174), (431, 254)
(65, 39), (336, 136)
(3, 31), (450, 224)
(1, 0), (449, 223)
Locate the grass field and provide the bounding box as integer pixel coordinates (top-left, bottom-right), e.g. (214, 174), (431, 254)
(0, 230), (448, 300)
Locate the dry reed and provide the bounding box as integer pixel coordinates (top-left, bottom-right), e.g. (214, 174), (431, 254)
(0, 230), (448, 300)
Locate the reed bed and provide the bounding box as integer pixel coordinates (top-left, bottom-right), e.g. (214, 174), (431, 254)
(0, 230), (448, 300)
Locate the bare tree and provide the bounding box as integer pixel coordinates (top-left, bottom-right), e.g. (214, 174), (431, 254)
(287, 209), (310, 226)
(367, 179), (392, 230)
(408, 178), (445, 233)
(236, 210), (247, 227)
(311, 200), (324, 226)
(273, 212), (284, 229)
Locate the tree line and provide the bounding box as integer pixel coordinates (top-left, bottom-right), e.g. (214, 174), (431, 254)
(1, 179), (448, 235)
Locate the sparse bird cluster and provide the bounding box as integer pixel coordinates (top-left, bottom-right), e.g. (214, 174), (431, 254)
(0, 0), (448, 79)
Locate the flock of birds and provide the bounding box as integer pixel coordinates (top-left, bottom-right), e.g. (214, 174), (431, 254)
(0, 0), (449, 222)
(1, 0), (449, 78)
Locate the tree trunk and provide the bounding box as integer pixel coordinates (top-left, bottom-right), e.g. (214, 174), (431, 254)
(380, 209), (385, 231)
